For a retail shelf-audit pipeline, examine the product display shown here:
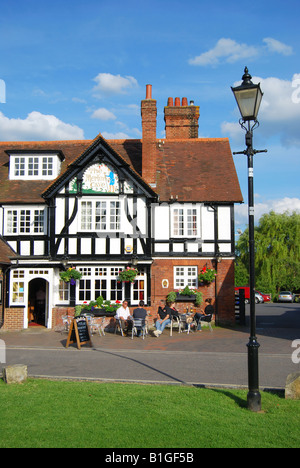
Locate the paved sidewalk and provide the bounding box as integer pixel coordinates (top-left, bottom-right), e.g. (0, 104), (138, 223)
(1, 325), (299, 389)
(0, 323), (298, 353)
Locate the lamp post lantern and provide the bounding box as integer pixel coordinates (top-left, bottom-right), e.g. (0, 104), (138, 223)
(231, 67), (267, 412)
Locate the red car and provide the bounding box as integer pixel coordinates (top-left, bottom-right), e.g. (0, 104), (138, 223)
(256, 291), (271, 302)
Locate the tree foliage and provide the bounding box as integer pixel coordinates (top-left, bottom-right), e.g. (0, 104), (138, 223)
(235, 211), (300, 295)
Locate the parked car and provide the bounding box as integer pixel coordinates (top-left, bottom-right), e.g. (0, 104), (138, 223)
(235, 287), (264, 304)
(256, 291), (271, 302)
(278, 291), (295, 303)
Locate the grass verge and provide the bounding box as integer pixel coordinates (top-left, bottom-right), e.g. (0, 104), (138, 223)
(0, 379), (299, 448)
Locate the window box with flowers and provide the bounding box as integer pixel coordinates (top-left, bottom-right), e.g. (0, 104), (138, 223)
(75, 296), (122, 317)
(59, 267), (82, 285)
(167, 286), (203, 307)
(118, 267), (138, 283)
(198, 266), (217, 285)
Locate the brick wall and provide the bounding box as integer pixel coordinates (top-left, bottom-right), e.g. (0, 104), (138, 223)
(141, 85), (157, 185)
(164, 98), (200, 139)
(52, 307), (75, 329)
(2, 308), (24, 331)
(150, 258), (235, 325)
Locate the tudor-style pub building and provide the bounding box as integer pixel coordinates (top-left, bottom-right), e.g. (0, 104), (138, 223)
(0, 85), (243, 330)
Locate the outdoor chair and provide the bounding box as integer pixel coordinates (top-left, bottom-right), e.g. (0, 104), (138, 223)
(131, 318), (146, 340)
(179, 314), (196, 334)
(198, 315), (214, 332)
(61, 315), (73, 333)
(81, 313), (105, 336)
(168, 316), (183, 336)
(81, 313), (95, 334)
(90, 316), (106, 336)
(114, 317), (125, 336)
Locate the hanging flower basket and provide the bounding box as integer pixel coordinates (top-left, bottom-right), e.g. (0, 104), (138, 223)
(59, 267), (82, 285)
(118, 267), (138, 283)
(198, 266), (217, 285)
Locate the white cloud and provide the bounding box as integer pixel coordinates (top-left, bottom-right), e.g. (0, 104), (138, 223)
(223, 73), (300, 147)
(93, 73), (138, 96)
(0, 111), (84, 141)
(235, 197), (300, 226)
(189, 37), (293, 66)
(263, 37), (293, 56)
(72, 97), (87, 104)
(189, 38), (258, 66)
(102, 131), (131, 140)
(91, 108), (116, 120)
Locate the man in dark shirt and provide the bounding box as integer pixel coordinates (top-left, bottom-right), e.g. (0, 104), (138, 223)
(133, 300), (147, 336)
(154, 301), (172, 337)
(194, 298), (214, 331)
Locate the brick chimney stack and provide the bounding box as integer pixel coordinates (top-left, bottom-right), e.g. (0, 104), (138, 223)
(141, 84), (157, 185)
(164, 97), (200, 139)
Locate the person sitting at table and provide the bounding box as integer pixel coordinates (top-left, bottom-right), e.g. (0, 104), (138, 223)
(115, 300), (132, 333)
(133, 300), (147, 337)
(165, 302), (180, 321)
(153, 301), (172, 337)
(194, 298), (214, 331)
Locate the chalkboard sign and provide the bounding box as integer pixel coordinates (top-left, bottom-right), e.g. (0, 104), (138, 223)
(66, 317), (93, 349)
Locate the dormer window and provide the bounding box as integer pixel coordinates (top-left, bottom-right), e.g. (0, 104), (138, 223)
(7, 151), (64, 180)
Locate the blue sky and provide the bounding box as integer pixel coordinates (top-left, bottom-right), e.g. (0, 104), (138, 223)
(0, 0), (299, 229)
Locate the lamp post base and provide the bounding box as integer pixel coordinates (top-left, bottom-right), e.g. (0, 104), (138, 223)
(247, 390), (261, 412)
(247, 338), (261, 412)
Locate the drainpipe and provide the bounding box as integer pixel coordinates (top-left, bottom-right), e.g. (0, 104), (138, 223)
(0, 264), (14, 329)
(0, 266), (8, 328)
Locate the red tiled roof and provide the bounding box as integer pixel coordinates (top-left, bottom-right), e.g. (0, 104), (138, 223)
(0, 137), (243, 204)
(0, 236), (16, 264)
(155, 138), (243, 202)
(0, 140), (91, 203)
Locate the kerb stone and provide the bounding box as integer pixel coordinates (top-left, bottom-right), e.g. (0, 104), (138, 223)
(285, 373), (300, 400)
(3, 364), (28, 384)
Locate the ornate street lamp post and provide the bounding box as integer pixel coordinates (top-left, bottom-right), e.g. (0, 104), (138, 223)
(231, 67), (267, 412)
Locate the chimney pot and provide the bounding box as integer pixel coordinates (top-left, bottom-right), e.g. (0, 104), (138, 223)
(146, 84), (152, 99)
(174, 97), (180, 107)
(167, 97), (174, 107)
(182, 97), (188, 106)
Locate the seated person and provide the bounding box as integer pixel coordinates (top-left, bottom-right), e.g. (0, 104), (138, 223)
(165, 302), (180, 321)
(194, 298), (214, 331)
(133, 300), (147, 336)
(154, 301), (172, 337)
(115, 300), (132, 332)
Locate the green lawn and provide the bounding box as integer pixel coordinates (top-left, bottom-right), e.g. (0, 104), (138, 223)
(0, 379), (299, 448)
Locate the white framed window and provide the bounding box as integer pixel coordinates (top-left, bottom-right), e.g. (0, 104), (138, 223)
(11, 270), (25, 304)
(5, 207), (46, 235)
(131, 269), (147, 304)
(9, 154), (61, 180)
(58, 280), (70, 303)
(171, 205), (201, 238)
(76, 266), (147, 305)
(80, 199), (121, 232)
(174, 266), (198, 289)
(77, 266), (123, 303)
